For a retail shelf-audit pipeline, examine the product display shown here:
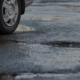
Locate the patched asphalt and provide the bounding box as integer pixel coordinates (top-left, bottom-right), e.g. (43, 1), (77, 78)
(0, 1), (80, 80)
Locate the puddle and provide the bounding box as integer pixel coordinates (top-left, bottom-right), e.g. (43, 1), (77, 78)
(0, 73), (80, 80)
(0, 73), (71, 80)
(41, 41), (80, 48)
(16, 25), (35, 32)
(1, 40), (80, 48)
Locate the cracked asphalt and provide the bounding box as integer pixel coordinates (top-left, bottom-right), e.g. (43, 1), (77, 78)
(0, 0), (80, 80)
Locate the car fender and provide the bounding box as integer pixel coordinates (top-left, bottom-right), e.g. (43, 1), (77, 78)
(20, 0), (25, 14)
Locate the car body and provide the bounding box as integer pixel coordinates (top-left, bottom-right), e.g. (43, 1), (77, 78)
(21, 0), (33, 14)
(0, 0), (33, 34)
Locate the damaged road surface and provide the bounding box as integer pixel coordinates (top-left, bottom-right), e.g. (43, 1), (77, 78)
(1, 0), (80, 80)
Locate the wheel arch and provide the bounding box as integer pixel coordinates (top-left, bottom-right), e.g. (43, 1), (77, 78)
(20, 0), (25, 14)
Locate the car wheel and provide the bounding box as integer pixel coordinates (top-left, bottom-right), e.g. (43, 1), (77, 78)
(0, 0), (21, 34)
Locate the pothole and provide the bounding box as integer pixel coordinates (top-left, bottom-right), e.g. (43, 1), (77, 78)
(0, 75), (14, 80)
(41, 41), (80, 48)
(0, 72), (80, 80)
(0, 40), (18, 44)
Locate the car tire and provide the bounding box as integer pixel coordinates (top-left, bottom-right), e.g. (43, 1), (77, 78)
(0, 0), (21, 34)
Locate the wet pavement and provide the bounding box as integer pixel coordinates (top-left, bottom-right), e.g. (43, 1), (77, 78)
(1, 0), (80, 80)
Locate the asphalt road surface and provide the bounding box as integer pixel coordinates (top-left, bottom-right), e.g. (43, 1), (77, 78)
(0, 0), (80, 80)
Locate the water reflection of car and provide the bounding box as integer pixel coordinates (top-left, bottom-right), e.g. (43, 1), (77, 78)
(0, 0), (33, 34)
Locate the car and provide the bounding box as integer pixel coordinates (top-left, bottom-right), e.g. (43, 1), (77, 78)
(0, 0), (33, 34)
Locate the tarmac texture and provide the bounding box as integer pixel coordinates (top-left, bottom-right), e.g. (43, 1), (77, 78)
(0, 0), (80, 80)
